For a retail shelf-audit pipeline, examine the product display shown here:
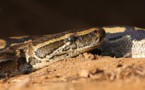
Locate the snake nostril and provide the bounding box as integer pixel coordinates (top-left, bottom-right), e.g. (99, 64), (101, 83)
(93, 30), (98, 33)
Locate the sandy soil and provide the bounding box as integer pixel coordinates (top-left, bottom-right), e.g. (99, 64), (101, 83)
(0, 53), (145, 90)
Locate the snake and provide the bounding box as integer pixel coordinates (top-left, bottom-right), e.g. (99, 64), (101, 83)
(0, 26), (145, 78)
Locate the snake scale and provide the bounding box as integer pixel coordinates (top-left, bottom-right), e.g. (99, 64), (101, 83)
(0, 26), (145, 78)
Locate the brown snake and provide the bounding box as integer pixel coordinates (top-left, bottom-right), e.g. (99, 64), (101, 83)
(0, 26), (145, 78)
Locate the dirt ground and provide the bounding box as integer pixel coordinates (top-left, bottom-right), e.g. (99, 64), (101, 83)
(0, 53), (145, 90)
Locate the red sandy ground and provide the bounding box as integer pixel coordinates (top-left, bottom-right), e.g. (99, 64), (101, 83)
(0, 53), (145, 90)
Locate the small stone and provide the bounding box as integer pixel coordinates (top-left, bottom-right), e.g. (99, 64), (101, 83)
(83, 53), (95, 60)
(78, 69), (90, 78)
(11, 76), (31, 89)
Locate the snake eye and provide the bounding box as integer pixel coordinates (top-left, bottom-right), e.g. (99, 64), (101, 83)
(67, 35), (77, 42)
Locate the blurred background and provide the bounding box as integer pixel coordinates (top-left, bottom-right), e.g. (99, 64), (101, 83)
(0, 0), (145, 38)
